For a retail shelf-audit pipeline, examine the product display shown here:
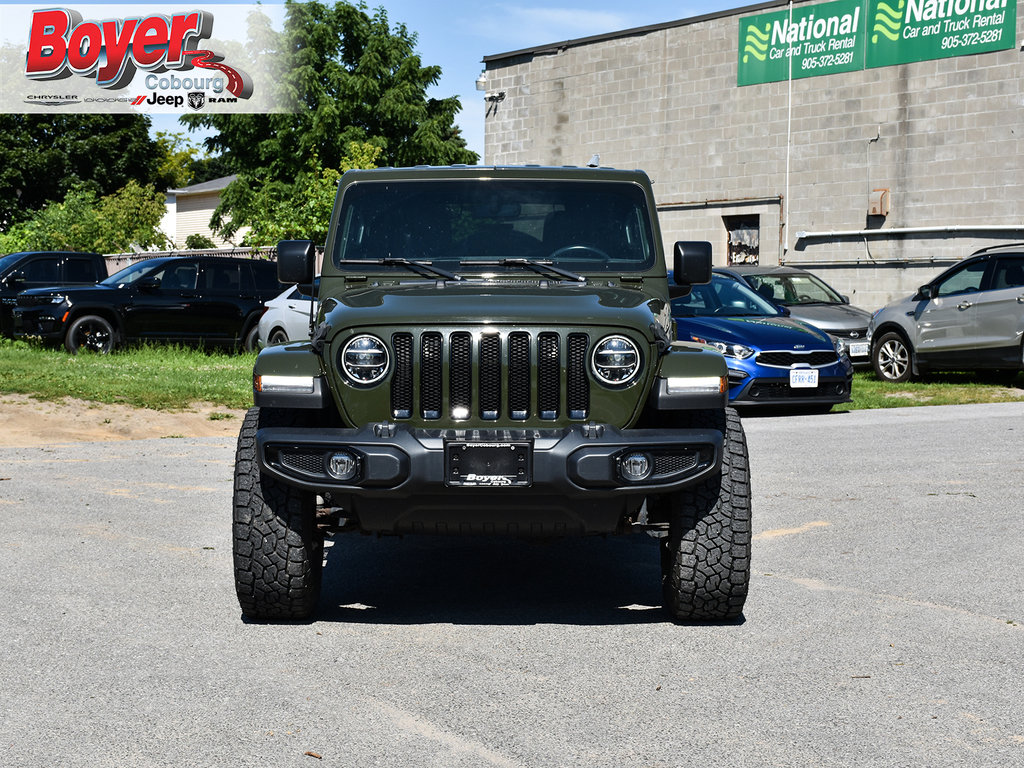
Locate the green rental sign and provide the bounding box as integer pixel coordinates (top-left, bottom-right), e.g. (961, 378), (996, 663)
(865, 0), (1015, 68)
(738, 0), (865, 86)
(738, 0), (1016, 85)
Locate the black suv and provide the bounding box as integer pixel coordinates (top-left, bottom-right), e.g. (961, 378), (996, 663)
(0, 251), (107, 336)
(13, 255), (283, 353)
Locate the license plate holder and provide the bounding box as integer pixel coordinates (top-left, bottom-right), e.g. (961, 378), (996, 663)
(445, 441), (532, 487)
(789, 368), (819, 388)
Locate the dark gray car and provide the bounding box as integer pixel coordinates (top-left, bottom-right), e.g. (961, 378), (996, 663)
(715, 265), (872, 364)
(867, 243), (1024, 382)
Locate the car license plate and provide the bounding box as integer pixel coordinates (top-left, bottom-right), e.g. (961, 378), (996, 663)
(848, 342), (869, 358)
(445, 441), (531, 487)
(789, 368), (819, 388)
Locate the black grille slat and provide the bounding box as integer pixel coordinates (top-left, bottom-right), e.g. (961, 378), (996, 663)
(537, 333), (560, 419)
(391, 333), (413, 419)
(421, 332), (442, 419)
(567, 333), (589, 420)
(450, 332), (472, 419)
(479, 334), (501, 420)
(756, 350), (838, 368)
(508, 332), (531, 420)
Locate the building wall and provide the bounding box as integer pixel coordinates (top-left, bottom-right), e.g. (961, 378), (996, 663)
(482, 1), (1024, 312)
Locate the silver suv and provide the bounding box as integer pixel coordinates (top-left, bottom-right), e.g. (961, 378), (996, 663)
(868, 244), (1024, 382)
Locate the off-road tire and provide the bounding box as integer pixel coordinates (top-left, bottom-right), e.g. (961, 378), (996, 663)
(233, 407), (323, 620)
(65, 314), (116, 354)
(660, 407), (751, 622)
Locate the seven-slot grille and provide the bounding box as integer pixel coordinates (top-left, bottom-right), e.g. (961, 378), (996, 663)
(390, 331), (590, 422)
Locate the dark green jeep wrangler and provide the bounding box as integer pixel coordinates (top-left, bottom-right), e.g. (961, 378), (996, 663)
(233, 165), (751, 622)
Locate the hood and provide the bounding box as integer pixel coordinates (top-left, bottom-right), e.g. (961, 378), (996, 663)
(323, 280), (665, 336)
(785, 302), (871, 333)
(675, 314), (832, 349)
(16, 283), (112, 302)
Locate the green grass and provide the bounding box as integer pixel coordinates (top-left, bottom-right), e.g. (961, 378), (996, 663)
(0, 338), (255, 411)
(847, 370), (1024, 410)
(1, 337), (1022, 413)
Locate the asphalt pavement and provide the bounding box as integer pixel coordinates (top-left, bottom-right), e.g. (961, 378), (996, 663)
(1, 403), (1022, 767)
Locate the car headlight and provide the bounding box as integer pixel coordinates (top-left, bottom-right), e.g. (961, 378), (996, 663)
(691, 336), (754, 359)
(591, 335), (641, 386)
(830, 335), (848, 359)
(340, 334), (389, 385)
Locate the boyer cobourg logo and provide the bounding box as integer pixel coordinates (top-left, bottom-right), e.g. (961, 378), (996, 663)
(23, 7), (253, 103)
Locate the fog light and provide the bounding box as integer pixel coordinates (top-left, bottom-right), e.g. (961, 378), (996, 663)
(327, 450), (359, 481)
(619, 452), (652, 482)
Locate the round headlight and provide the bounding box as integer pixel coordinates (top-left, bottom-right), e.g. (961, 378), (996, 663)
(591, 335), (641, 386)
(340, 334), (389, 385)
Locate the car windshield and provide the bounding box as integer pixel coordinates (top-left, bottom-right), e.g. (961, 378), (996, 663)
(744, 272), (844, 305)
(672, 276), (783, 318)
(100, 259), (169, 287)
(0, 252), (25, 272)
(332, 179), (655, 274)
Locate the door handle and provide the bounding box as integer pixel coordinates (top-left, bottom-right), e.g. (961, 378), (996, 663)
(957, 301), (972, 310)
(1017, 295), (1024, 304)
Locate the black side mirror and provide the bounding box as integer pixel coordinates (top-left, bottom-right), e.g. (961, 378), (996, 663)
(137, 276), (160, 291)
(916, 284), (937, 300)
(672, 241), (713, 286)
(278, 240), (315, 285)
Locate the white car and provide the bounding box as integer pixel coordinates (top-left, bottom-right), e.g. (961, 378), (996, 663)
(257, 281), (316, 346)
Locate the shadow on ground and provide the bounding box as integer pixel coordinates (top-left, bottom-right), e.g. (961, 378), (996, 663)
(316, 532), (669, 626)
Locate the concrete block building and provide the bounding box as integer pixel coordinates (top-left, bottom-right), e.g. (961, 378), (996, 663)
(480, 0), (1023, 311)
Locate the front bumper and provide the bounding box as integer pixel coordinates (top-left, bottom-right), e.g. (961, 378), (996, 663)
(12, 307), (66, 340)
(729, 372), (853, 406)
(257, 422), (722, 535)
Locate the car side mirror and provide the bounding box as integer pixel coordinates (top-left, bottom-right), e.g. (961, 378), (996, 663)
(840, 294), (850, 304)
(778, 305), (791, 316)
(278, 240), (315, 285)
(672, 241), (712, 287)
(137, 276), (160, 291)
(916, 284), (937, 300)
(7, 274), (24, 287)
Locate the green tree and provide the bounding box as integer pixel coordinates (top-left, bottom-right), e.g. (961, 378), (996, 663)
(0, 181), (168, 254)
(243, 141), (383, 246)
(182, 0), (477, 240)
(0, 115), (165, 230)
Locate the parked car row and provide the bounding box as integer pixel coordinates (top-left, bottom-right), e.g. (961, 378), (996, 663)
(5, 252), (284, 353)
(5, 244), (1022, 396)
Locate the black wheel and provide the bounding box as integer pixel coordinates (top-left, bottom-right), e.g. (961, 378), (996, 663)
(268, 327), (289, 345)
(873, 331), (912, 382)
(64, 314), (115, 354)
(243, 324), (260, 352)
(659, 408), (751, 622)
(233, 407), (323, 620)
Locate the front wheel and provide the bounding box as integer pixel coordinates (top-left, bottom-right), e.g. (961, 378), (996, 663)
(659, 408), (751, 622)
(65, 314), (116, 354)
(233, 407), (323, 620)
(873, 332), (913, 382)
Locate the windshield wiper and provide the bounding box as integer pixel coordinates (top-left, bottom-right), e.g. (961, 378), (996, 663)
(344, 258), (462, 281)
(478, 258), (586, 283)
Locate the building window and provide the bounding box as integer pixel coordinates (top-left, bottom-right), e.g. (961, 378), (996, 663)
(724, 215), (759, 265)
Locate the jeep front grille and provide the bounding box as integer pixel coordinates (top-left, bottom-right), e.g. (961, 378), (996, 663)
(390, 331), (590, 422)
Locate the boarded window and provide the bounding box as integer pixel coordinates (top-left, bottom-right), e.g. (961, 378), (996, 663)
(724, 215), (760, 265)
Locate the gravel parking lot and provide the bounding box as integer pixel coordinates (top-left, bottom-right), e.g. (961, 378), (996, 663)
(1, 403), (1022, 767)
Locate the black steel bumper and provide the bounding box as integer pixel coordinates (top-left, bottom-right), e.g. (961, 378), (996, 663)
(256, 422), (723, 535)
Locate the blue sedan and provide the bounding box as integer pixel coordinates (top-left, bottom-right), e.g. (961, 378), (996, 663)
(671, 274), (853, 410)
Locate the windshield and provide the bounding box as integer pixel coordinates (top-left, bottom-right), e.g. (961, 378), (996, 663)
(672, 276), (783, 318)
(0, 252), (25, 273)
(332, 179), (655, 273)
(743, 271), (844, 305)
(100, 259), (169, 287)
